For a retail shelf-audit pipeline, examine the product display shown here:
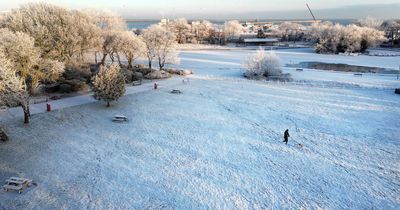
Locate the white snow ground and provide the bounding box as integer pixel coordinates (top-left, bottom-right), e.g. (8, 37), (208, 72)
(0, 48), (399, 209)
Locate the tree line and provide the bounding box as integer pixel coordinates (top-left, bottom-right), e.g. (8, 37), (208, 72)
(0, 3), (397, 124)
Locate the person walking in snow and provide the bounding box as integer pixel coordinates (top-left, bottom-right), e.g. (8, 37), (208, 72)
(283, 129), (290, 145)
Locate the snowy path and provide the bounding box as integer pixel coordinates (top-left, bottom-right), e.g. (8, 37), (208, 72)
(0, 48), (399, 209)
(0, 78), (183, 122)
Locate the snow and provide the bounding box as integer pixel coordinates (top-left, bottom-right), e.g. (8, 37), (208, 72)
(0, 48), (399, 209)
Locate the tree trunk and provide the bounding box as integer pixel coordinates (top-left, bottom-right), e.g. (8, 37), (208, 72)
(110, 53), (115, 63)
(95, 52), (98, 64)
(101, 53), (107, 65)
(127, 58), (132, 69)
(116, 53), (122, 66)
(22, 104), (30, 124)
(159, 58), (163, 70)
(148, 59), (152, 70)
(107, 101), (110, 107)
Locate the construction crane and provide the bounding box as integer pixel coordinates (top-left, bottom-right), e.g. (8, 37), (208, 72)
(306, 3), (317, 22)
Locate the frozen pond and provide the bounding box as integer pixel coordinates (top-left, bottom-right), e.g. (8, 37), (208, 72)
(287, 61), (399, 74)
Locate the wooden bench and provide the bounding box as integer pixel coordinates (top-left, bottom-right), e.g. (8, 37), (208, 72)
(6, 179), (24, 185)
(112, 115), (128, 122)
(171, 90), (182, 94)
(3, 177), (33, 193)
(3, 184), (23, 193)
(7, 177), (32, 186)
(132, 80), (142, 86)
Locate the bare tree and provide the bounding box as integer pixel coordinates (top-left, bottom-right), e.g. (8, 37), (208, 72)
(357, 17), (383, 29)
(1, 3), (101, 64)
(84, 9), (127, 65)
(279, 22), (304, 44)
(92, 64), (126, 107)
(381, 20), (400, 46)
(0, 54), (30, 123)
(196, 20), (213, 43)
(113, 31), (146, 69)
(223, 20), (243, 42)
(141, 25), (178, 70)
(169, 18), (191, 44)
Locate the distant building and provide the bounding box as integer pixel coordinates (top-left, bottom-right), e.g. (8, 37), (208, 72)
(159, 18), (170, 26)
(241, 38), (280, 46)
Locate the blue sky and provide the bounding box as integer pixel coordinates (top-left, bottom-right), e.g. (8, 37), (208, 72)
(1, 0), (400, 19)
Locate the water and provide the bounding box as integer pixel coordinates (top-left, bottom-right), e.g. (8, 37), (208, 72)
(127, 21), (159, 30)
(287, 62), (398, 74)
(126, 19), (355, 30)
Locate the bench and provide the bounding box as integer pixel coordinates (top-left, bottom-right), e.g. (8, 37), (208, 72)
(3, 177), (33, 193)
(6, 179), (24, 185)
(171, 90), (182, 94)
(132, 80), (142, 86)
(112, 115), (128, 122)
(3, 184), (23, 193)
(7, 178), (32, 186)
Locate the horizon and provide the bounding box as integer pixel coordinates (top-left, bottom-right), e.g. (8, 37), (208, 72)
(1, 1), (400, 20)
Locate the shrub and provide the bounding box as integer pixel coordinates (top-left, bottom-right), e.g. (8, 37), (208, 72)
(311, 22), (386, 54)
(92, 64), (126, 107)
(243, 48), (282, 79)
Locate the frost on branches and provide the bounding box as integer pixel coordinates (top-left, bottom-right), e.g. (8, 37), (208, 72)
(141, 25), (178, 70)
(223, 20), (243, 42)
(243, 48), (282, 79)
(1, 3), (102, 64)
(112, 31), (146, 69)
(311, 22), (386, 54)
(0, 53), (30, 123)
(92, 64), (126, 107)
(0, 28), (64, 93)
(169, 18), (191, 44)
(0, 28), (64, 123)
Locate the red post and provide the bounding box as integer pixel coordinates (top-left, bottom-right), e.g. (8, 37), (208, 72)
(46, 103), (51, 112)
(154, 83), (158, 90)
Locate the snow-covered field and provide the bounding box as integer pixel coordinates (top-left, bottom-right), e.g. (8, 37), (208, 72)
(1, 48), (399, 209)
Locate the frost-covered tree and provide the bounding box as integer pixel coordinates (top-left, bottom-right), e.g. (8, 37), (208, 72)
(311, 22), (386, 54)
(141, 25), (178, 70)
(0, 29), (64, 123)
(169, 18), (191, 44)
(92, 64), (126, 107)
(113, 31), (146, 69)
(86, 8), (126, 31)
(84, 9), (127, 65)
(279, 22), (304, 43)
(223, 20), (243, 41)
(0, 28), (64, 93)
(73, 10), (103, 62)
(1, 3), (101, 64)
(196, 20), (213, 43)
(0, 53), (30, 123)
(243, 48), (282, 79)
(381, 20), (400, 46)
(357, 17), (383, 29)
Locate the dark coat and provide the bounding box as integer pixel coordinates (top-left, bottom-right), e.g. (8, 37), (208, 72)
(284, 129), (290, 139)
(283, 130), (290, 144)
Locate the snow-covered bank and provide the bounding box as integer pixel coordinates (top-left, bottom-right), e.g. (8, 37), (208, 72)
(1, 76), (399, 209)
(0, 48), (399, 209)
(178, 48), (400, 89)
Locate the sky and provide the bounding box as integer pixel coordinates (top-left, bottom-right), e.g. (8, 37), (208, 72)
(1, 0), (400, 20)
